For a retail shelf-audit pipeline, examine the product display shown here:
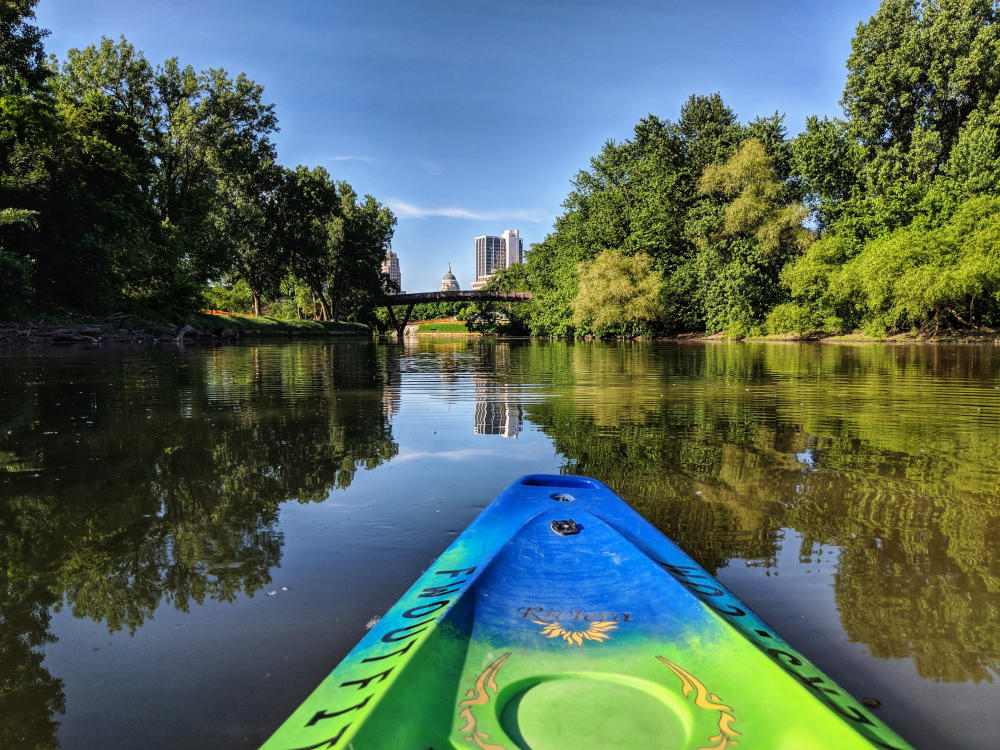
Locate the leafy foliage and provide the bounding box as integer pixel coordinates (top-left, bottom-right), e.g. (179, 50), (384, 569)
(829, 195), (1000, 333)
(694, 139), (813, 335)
(0, 27), (393, 322)
(572, 250), (662, 335)
(514, 2), (1000, 338)
(0, 0), (49, 96)
(843, 0), (1000, 187)
(465, 262), (533, 335)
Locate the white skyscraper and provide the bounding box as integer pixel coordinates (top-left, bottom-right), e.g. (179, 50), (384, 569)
(382, 248), (403, 293)
(472, 229), (523, 289)
(500, 229), (522, 267)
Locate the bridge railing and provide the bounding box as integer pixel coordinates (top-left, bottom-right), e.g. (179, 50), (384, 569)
(378, 290), (532, 305)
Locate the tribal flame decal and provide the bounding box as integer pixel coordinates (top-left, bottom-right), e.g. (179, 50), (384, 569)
(531, 619), (617, 646)
(458, 652), (511, 750)
(657, 656), (741, 750)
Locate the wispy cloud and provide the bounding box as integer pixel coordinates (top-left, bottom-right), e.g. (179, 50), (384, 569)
(328, 155), (376, 164)
(388, 199), (549, 223)
(394, 448), (505, 462)
(415, 158), (443, 176)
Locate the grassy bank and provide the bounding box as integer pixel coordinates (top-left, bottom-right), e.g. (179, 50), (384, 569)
(657, 328), (1000, 344)
(415, 321), (470, 333)
(0, 312), (370, 348)
(188, 312), (369, 335)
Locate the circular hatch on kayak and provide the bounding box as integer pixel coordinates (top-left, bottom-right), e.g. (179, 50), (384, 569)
(500, 675), (692, 749)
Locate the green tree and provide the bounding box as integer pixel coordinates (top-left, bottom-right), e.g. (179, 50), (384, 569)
(465, 263), (531, 335)
(522, 93), (749, 336)
(0, 0), (49, 95)
(791, 116), (862, 231)
(211, 164), (283, 316)
(843, 0), (1000, 187)
(277, 165), (340, 320)
(326, 183), (396, 322)
(56, 37), (279, 311)
(829, 194), (1000, 333)
(572, 249), (662, 335)
(0, 67), (150, 314)
(693, 139), (813, 335)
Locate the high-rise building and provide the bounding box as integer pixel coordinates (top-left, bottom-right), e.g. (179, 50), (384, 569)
(501, 229), (523, 267)
(472, 229), (522, 289)
(382, 248), (403, 293)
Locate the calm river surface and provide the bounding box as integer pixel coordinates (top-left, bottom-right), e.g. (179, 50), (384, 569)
(1, 339), (999, 749)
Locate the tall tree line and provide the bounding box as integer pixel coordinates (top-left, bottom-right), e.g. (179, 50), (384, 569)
(492, 0), (1000, 338)
(0, 1), (395, 322)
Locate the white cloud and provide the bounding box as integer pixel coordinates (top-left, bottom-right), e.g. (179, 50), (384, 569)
(394, 448), (504, 462)
(388, 199), (548, 223)
(328, 155), (375, 164)
(415, 158), (443, 176)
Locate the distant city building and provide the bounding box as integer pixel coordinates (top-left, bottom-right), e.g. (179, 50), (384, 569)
(501, 228), (523, 267)
(439, 263), (460, 292)
(382, 248), (403, 293)
(472, 229), (522, 289)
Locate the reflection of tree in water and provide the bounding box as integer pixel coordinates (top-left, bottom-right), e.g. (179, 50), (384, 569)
(0, 343), (399, 748)
(0, 577), (64, 750)
(515, 341), (1000, 683)
(790, 472), (1000, 683)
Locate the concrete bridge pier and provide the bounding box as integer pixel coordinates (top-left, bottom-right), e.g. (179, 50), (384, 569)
(378, 290), (533, 339)
(384, 303), (416, 339)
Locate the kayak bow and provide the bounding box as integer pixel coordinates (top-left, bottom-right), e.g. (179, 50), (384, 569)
(261, 474), (912, 749)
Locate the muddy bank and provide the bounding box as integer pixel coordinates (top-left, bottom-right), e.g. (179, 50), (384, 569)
(706, 329), (1000, 344)
(0, 321), (232, 349)
(0, 314), (371, 350)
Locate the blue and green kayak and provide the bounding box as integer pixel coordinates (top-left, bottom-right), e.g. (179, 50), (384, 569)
(262, 475), (913, 749)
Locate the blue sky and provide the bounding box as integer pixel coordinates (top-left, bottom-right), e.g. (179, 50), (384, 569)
(36, 0), (880, 292)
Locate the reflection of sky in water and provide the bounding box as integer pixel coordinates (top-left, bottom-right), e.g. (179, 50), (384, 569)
(795, 449), (816, 468)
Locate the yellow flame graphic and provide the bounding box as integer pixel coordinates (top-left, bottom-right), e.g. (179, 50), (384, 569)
(657, 656), (741, 749)
(457, 652), (511, 750)
(531, 619), (618, 646)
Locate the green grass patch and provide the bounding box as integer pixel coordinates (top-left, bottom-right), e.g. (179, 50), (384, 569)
(187, 312), (369, 335)
(416, 322), (470, 333)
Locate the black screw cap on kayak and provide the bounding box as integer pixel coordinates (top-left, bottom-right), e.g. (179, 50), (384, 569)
(551, 519), (580, 535)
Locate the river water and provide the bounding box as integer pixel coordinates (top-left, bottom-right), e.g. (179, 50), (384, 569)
(1, 339), (998, 749)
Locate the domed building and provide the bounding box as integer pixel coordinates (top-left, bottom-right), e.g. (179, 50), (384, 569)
(439, 264), (460, 292)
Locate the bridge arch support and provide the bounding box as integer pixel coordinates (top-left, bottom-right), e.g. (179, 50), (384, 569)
(378, 291), (533, 339)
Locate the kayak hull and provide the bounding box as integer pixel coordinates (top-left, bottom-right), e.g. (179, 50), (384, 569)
(261, 475), (912, 750)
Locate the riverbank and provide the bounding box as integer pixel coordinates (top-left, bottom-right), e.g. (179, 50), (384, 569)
(4, 316), (997, 349)
(0, 313), (369, 349)
(722, 328), (1000, 344)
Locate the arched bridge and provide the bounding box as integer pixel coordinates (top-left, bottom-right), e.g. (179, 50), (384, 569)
(379, 290), (533, 337)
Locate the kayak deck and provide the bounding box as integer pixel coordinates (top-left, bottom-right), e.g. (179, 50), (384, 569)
(261, 475), (912, 749)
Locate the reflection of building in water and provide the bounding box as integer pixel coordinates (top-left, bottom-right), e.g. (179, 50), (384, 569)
(382, 382), (401, 422)
(474, 400), (521, 437)
(380, 353), (402, 422)
(473, 372), (522, 438)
